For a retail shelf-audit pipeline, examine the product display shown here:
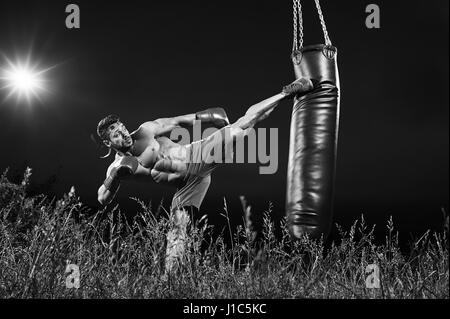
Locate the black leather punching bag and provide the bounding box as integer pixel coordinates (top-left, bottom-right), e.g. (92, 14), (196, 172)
(286, 44), (340, 240)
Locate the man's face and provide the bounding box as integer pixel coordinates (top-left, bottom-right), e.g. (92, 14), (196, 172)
(105, 122), (133, 150)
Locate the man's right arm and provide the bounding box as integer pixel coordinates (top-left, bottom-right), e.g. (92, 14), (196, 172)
(97, 184), (120, 206)
(97, 156), (138, 205)
(97, 165), (121, 206)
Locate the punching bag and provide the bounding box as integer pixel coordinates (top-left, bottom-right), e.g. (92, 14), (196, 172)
(286, 0), (340, 240)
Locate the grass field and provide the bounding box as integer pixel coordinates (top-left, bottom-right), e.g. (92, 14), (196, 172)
(0, 168), (448, 299)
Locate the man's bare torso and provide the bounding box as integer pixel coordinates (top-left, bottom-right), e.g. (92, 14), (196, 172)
(108, 125), (189, 187)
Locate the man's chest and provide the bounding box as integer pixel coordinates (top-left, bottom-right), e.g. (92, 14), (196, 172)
(132, 137), (161, 168)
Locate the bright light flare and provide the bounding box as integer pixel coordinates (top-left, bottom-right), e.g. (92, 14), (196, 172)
(0, 55), (52, 105)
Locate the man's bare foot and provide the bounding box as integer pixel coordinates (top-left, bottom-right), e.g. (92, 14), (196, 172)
(282, 77), (314, 98)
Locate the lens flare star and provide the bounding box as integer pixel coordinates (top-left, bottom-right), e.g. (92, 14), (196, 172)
(0, 55), (53, 105)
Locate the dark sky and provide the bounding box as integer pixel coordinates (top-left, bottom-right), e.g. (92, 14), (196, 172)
(0, 0), (448, 238)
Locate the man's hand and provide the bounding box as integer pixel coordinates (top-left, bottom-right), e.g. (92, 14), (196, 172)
(98, 156), (138, 205)
(114, 156), (139, 177)
(103, 156), (138, 190)
(195, 107), (230, 128)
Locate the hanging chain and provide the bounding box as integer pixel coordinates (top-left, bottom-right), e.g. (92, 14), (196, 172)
(292, 0), (297, 52)
(292, 0), (303, 52)
(292, 0), (333, 58)
(314, 0), (332, 46)
(298, 1), (304, 49)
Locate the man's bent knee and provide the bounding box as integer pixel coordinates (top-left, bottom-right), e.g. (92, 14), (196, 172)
(234, 113), (258, 130)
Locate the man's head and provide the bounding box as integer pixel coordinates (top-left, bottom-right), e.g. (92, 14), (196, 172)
(97, 115), (133, 152)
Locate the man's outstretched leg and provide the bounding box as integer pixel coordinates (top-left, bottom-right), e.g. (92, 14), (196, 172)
(230, 77), (314, 136)
(164, 77), (313, 275)
(196, 77), (314, 162)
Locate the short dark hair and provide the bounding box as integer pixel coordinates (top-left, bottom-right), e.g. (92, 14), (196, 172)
(97, 115), (121, 141)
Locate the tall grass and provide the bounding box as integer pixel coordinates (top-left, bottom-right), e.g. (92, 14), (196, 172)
(0, 168), (448, 299)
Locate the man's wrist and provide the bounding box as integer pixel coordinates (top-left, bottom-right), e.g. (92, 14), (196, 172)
(103, 175), (120, 191)
(280, 91), (289, 99)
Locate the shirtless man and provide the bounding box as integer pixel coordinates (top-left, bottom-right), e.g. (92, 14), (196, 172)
(96, 77), (314, 272)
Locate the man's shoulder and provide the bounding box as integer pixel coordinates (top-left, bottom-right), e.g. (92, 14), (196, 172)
(136, 121), (159, 135)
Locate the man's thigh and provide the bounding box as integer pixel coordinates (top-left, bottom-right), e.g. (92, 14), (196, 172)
(171, 174), (211, 211)
(197, 124), (248, 165)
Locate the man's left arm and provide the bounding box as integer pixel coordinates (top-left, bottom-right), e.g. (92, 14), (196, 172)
(140, 114), (195, 136)
(141, 108), (230, 136)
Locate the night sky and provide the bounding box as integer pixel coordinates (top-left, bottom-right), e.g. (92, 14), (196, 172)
(0, 0), (448, 240)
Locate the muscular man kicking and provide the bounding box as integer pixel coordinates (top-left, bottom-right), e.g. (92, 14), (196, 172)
(96, 77), (314, 272)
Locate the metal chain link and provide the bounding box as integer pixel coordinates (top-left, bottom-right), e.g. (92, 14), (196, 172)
(314, 0), (332, 46)
(298, 1), (304, 49)
(292, 0), (298, 52)
(293, 0), (332, 53)
(292, 0), (304, 52)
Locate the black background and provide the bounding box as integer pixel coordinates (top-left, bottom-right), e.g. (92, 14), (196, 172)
(0, 0), (448, 244)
